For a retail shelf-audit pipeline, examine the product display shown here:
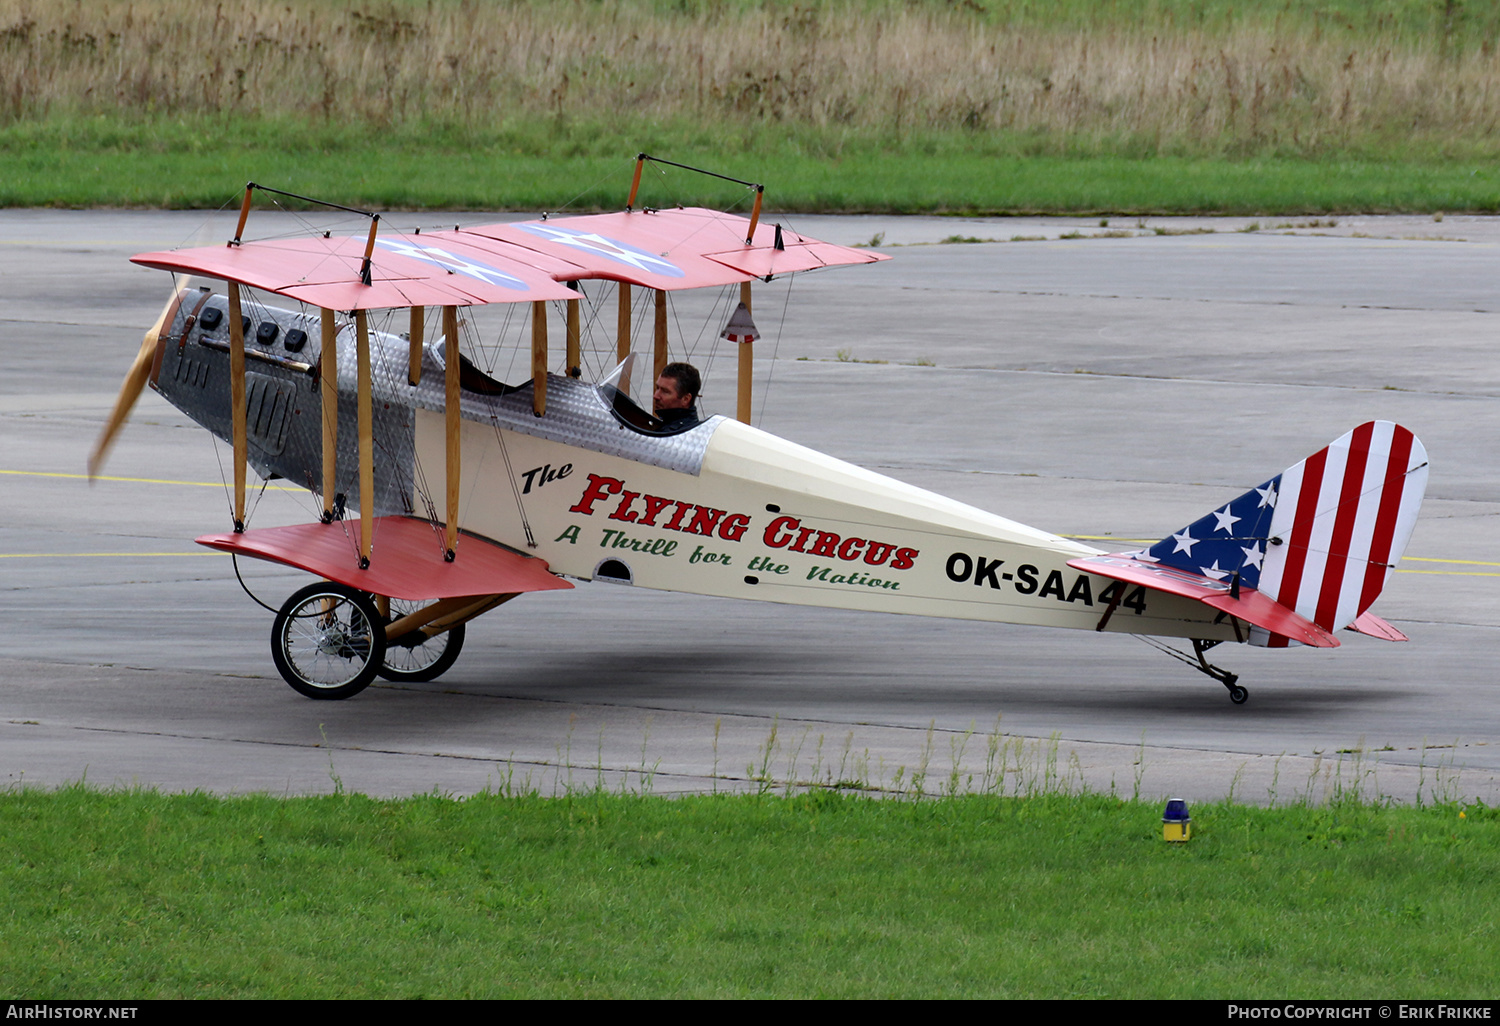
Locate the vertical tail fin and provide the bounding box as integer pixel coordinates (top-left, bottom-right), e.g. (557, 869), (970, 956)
(1139, 421), (1428, 647)
(1254, 420), (1427, 645)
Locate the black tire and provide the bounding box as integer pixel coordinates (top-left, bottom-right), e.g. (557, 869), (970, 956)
(379, 598), (466, 683)
(271, 582), (387, 700)
(1229, 685), (1249, 705)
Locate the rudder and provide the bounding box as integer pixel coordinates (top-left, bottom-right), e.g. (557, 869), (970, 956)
(1253, 420), (1427, 645)
(1137, 421), (1427, 647)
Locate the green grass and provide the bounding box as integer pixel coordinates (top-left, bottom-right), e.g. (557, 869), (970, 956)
(6, 116), (1499, 214)
(2, 785), (1495, 998)
(7, 0), (1500, 213)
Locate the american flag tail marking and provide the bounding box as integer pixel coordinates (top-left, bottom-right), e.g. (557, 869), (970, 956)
(1253, 420), (1426, 646)
(1131, 421), (1426, 649)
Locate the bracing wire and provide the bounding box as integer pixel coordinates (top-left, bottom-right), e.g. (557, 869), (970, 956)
(488, 413), (537, 549)
(671, 284), (739, 413)
(759, 272), (797, 425)
(244, 475), (273, 527)
(549, 156), (642, 215)
(168, 192), (238, 256)
(1132, 634), (1206, 670)
(576, 280), (613, 382)
(254, 194), (370, 245)
(381, 309), (450, 558)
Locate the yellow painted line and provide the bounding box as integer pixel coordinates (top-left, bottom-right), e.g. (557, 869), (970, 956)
(0, 240), (152, 246)
(1064, 535), (1155, 544)
(0, 469), (299, 491)
(0, 500), (1489, 574)
(1060, 536), (1495, 578)
(0, 552), (221, 559)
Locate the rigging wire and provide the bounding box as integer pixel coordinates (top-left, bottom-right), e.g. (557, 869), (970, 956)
(360, 306), (427, 554)
(486, 413), (537, 549)
(408, 302), (535, 549)
(244, 475), (273, 528)
(1132, 634), (1209, 671)
(399, 304), (454, 556)
(549, 156), (641, 215)
(256, 194), (369, 243)
(485, 302), (520, 383)
(169, 193), (238, 254)
(673, 284), (738, 411)
(759, 272), (797, 425)
(576, 280), (613, 382)
(209, 430), (235, 528)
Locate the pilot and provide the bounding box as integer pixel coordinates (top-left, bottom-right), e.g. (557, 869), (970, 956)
(653, 362), (701, 427)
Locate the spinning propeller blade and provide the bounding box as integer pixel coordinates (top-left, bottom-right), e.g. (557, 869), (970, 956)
(88, 279), (191, 480)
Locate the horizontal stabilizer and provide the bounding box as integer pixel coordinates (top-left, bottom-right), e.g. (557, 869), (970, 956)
(198, 517), (573, 601)
(1067, 554), (1339, 648)
(1346, 611), (1409, 642)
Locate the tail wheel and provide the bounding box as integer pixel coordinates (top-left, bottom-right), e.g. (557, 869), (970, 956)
(379, 598), (466, 683)
(1190, 639), (1250, 706)
(272, 583), (386, 700)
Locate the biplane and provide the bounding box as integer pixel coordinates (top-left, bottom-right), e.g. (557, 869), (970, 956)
(91, 156), (1429, 703)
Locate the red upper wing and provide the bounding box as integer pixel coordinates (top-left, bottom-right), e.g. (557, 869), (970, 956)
(468, 207), (886, 290)
(133, 233), (578, 309)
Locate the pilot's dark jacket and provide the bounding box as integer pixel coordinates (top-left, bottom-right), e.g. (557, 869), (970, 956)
(657, 405), (699, 428)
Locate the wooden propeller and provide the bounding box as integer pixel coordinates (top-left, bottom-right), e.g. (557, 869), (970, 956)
(88, 281), (189, 480)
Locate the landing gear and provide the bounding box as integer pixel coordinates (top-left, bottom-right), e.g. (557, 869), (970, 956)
(270, 586), (498, 698)
(379, 598), (466, 683)
(272, 582), (387, 700)
(1192, 639), (1247, 705)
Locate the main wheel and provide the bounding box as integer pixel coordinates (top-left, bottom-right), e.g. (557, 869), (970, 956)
(378, 598), (466, 683)
(1228, 684), (1249, 705)
(272, 582), (387, 700)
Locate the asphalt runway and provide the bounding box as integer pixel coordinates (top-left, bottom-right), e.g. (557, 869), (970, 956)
(1, 209), (1496, 803)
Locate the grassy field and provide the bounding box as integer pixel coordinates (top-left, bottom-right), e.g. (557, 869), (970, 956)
(2, 785), (1495, 998)
(7, 117), (1499, 214)
(4, 0), (1500, 212)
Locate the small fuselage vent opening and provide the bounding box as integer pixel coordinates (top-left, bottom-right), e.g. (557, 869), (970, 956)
(593, 558), (633, 584)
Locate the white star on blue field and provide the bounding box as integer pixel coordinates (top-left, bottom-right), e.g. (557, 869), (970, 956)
(514, 224), (687, 278)
(1138, 476), (1281, 590)
(375, 239), (531, 290)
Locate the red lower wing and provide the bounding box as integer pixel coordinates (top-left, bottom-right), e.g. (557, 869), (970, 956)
(198, 517), (573, 601)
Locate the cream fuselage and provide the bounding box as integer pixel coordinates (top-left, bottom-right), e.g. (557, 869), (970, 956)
(416, 405), (1236, 641)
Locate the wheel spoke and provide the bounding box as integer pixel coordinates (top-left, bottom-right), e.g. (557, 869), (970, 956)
(377, 598), (465, 683)
(272, 585), (386, 699)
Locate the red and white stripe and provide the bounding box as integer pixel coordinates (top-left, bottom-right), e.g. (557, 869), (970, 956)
(721, 303), (759, 345)
(1252, 421), (1427, 648)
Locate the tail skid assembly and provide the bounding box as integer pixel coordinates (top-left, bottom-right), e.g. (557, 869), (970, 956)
(1133, 635), (1247, 704)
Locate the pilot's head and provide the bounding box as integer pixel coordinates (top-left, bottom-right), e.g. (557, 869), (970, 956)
(654, 362), (700, 413)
